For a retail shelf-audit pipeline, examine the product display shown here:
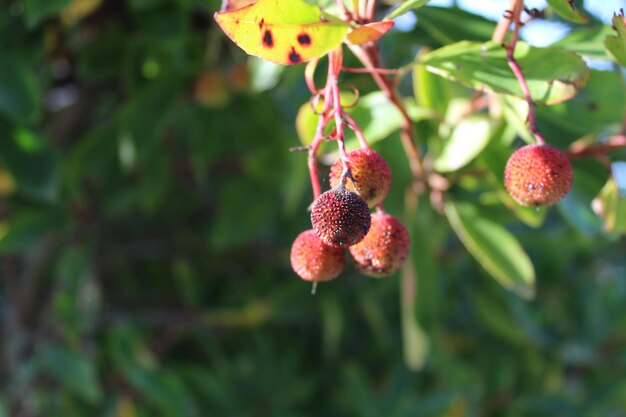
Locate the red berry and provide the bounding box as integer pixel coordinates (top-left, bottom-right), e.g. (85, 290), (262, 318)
(504, 144), (573, 207)
(329, 148), (391, 208)
(290, 229), (345, 281)
(349, 212), (410, 278)
(311, 185), (371, 247)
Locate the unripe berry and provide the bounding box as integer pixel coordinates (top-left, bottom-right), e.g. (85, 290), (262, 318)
(290, 230), (345, 281)
(311, 185), (371, 247)
(504, 144), (573, 207)
(329, 148), (391, 208)
(349, 212), (410, 278)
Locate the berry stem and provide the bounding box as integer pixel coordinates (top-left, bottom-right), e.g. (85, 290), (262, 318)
(348, 43), (426, 190)
(500, 0), (547, 146)
(341, 111), (370, 149)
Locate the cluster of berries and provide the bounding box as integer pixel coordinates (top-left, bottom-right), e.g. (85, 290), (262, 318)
(290, 142), (573, 285)
(290, 148), (410, 283)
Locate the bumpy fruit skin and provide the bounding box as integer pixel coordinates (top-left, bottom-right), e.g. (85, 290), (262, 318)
(290, 230), (345, 281)
(349, 212), (410, 278)
(329, 148), (391, 208)
(311, 185), (371, 247)
(504, 144), (573, 207)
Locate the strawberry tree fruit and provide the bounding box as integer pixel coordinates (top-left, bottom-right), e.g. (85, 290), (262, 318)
(311, 185), (371, 247)
(290, 229), (345, 281)
(504, 144), (573, 207)
(349, 212), (410, 278)
(329, 148), (391, 208)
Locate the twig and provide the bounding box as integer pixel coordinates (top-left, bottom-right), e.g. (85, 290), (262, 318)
(567, 134), (626, 159)
(348, 43), (426, 190)
(501, 0), (546, 145)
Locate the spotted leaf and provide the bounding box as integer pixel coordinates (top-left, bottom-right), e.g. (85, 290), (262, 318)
(214, 0), (350, 65)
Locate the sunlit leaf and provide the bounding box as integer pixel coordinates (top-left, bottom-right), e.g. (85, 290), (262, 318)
(554, 25), (615, 60)
(385, 0), (431, 20)
(420, 41), (590, 105)
(0, 127), (60, 201)
(445, 200), (536, 299)
(546, 0), (588, 24)
(433, 116), (494, 173)
(415, 6), (496, 44)
(214, 0), (350, 65)
(401, 261), (429, 370)
(593, 172), (626, 234)
(538, 70), (626, 135)
(605, 10), (626, 67)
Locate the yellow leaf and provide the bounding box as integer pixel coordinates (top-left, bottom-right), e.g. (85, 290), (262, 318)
(61, 0), (103, 26)
(347, 21), (394, 45)
(214, 0), (350, 65)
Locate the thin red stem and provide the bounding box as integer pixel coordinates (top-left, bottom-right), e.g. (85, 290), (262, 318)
(348, 43), (425, 187)
(341, 111), (370, 149)
(502, 0), (546, 145)
(341, 66), (399, 75)
(567, 134), (626, 159)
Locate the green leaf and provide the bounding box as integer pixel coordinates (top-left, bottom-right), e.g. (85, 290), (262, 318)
(413, 60), (458, 116)
(39, 344), (103, 404)
(0, 57), (41, 123)
(546, 0), (588, 24)
(415, 6), (496, 44)
(420, 41), (590, 105)
(433, 116), (494, 173)
(558, 195), (603, 236)
(445, 200), (535, 299)
(593, 176), (626, 235)
(126, 368), (196, 417)
(0, 398), (6, 417)
(24, 0), (72, 27)
(385, 0), (431, 20)
(553, 25), (615, 60)
(0, 207), (66, 253)
(295, 91), (434, 146)
(0, 127), (60, 201)
(538, 70), (626, 135)
(350, 92), (434, 147)
(401, 263), (429, 370)
(605, 11), (626, 67)
(119, 78), (182, 157)
(501, 96), (535, 144)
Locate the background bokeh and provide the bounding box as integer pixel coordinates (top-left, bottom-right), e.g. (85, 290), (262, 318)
(1, 0), (626, 416)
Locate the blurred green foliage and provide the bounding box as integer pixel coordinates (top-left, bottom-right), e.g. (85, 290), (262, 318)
(1, 1), (626, 416)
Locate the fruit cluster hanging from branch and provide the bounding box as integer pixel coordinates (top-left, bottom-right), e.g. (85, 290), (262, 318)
(214, 0), (626, 297)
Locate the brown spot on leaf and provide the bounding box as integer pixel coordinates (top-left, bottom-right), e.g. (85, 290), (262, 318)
(297, 33), (311, 46)
(288, 47), (302, 64)
(262, 29), (273, 48)
(258, 18), (264, 29)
